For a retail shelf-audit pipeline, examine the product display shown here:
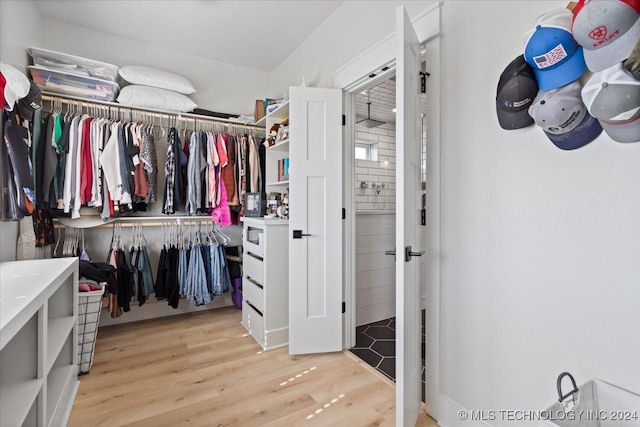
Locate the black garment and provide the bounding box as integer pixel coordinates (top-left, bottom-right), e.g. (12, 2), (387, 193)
(56, 118), (72, 205)
(116, 249), (133, 312)
(4, 116), (35, 216)
(155, 246), (168, 299)
(244, 135), (251, 194)
(79, 260), (117, 293)
(259, 137), (266, 192)
(166, 245), (180, 309)
(41, 114), (57, 207)
(32, 208), (55, 247)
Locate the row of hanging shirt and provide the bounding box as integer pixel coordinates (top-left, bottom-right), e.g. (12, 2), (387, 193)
(162, 128), (266, 223)
(35, 109), (159, 219)
(99, 221), (233, 318)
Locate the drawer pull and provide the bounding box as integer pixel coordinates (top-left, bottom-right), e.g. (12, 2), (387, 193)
(246, 252), (264, 261)
(246, 301), (263, 316)
(245, 276), (264, 289)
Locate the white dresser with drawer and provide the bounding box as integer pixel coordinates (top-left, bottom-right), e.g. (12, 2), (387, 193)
(241, 217), (289, 350)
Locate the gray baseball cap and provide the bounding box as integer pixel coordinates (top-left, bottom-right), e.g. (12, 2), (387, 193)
(572, 0), (640, 72)
(581, 64), (640, 143)
(528, 81), (602, 149)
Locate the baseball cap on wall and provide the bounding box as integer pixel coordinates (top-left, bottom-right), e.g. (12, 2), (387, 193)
(17, 82), (42, 122)
(524, 8), (587, 91)
(0, 62), (30, 111)
(528, 81), (602, 150)
(572, 0), (640, 72)
(581, 63), (640, 143)
(496, 55), (538, 130)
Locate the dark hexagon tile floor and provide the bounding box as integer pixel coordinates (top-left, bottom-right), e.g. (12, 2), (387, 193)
(350, 310), (426, 402)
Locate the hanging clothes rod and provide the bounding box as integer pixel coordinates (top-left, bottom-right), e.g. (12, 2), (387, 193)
(40, 93), (264, 133)
(53, 215), (230, 229)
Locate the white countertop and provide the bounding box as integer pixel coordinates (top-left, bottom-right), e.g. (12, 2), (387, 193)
(0, 258), (77, 332)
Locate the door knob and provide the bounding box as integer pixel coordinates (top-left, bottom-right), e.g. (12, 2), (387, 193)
(404, 246), (425, 262)
(384, 249), (396, 261)
(293, 230), (311, 239)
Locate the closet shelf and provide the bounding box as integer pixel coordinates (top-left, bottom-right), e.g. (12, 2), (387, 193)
(268, 139), (289, 151)
(267, 180), (290, 186)
(255, 100), (290, 127)
(41, 92), (265, 132)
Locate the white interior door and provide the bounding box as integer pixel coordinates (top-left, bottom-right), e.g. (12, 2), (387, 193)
(395, 6), (423, 426)
(289, 86), (343, 355)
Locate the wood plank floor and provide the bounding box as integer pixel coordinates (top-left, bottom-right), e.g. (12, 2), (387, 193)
(69, 306), (437, 427)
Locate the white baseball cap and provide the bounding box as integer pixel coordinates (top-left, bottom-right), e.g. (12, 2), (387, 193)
(528, 81), (602, 149)
(0, 62), (30, 111)
(581, 63), (640, 143)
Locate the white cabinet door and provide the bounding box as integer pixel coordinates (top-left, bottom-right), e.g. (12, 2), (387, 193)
(395, 6), (423, 427)
(288, 86), (343, 355)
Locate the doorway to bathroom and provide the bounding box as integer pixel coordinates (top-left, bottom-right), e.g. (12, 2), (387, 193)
(348, 71), (428, 401)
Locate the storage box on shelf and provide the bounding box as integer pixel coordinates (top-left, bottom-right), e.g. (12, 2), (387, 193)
(28, 65), (120, 102)
(0, 258), (79, 427)
(28, 47), (119, 82)
(241, 217), (289, 350)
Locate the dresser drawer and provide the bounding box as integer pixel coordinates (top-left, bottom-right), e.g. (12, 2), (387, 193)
(245, 301), (264, 347)
(243, 277), (264, 313)
(243, 253), (264, 285)
(244, 226), (264, 258)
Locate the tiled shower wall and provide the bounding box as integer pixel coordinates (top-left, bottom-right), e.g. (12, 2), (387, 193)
(354, 122), (396, 211)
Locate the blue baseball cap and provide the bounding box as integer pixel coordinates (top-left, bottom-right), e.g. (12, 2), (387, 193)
(524, 8), (587, 91)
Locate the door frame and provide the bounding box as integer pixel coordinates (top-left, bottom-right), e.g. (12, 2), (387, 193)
(334, 1), (442, 419)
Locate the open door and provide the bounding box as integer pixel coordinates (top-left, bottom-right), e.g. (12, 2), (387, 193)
(288, 86), (343, 355)
(396, 6), (423, 426)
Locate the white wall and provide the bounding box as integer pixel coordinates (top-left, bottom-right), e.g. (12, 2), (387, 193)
(271, 0), (640, 425)
(355, 122), (396, 211)
(356, 212), (396, 326)
(437, 1), (640, 425)
(39, 19), (270, 116)
(0, 0), (43, 262)
(270, 0), (437, 95)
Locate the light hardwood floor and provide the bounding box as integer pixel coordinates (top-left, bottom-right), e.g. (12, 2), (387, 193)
(69, 306), (437, 427)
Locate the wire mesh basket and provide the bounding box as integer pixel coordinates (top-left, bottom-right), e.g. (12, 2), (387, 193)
(77, 284), (105, 374)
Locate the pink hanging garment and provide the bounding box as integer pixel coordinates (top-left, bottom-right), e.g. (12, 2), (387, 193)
(211, 179), (231, 226)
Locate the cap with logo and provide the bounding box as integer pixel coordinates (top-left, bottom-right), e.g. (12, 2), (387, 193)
(528, 81), (602, 150)
(581, 63), (640, 143)
(524, 8), (587, 91)
(496, 55), (538, 130)
(572, 0), (640, 72)
(0, 62), (30, 111)
(17, 82), (42, 122)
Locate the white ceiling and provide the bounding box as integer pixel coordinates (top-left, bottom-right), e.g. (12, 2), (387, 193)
(33, 0), (343, 73)
(355, 78), (397, 125)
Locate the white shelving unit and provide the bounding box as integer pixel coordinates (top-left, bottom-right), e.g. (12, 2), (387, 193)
(263, 101), (290, 195)
(0, 258), (79, 427)
(241, 217), (289, 350)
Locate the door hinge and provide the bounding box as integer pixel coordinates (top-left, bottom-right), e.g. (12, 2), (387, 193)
(420, 71), (431, 94)
(342, 208), (345, 219)
(342, 114), (346, 126)
(342, 302), (346, 314)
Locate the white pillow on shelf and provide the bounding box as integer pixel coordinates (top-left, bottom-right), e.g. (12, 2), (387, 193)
(119, 65), (196, 95)
(116, 85), (197, 112)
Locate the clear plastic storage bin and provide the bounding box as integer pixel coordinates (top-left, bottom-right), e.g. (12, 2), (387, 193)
(28, 65), (120, 102)
(28, 47), (119, 81)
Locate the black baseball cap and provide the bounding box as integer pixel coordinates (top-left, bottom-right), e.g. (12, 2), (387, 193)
(17, 81), (42, 122)
(496, 55), (538, 130)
